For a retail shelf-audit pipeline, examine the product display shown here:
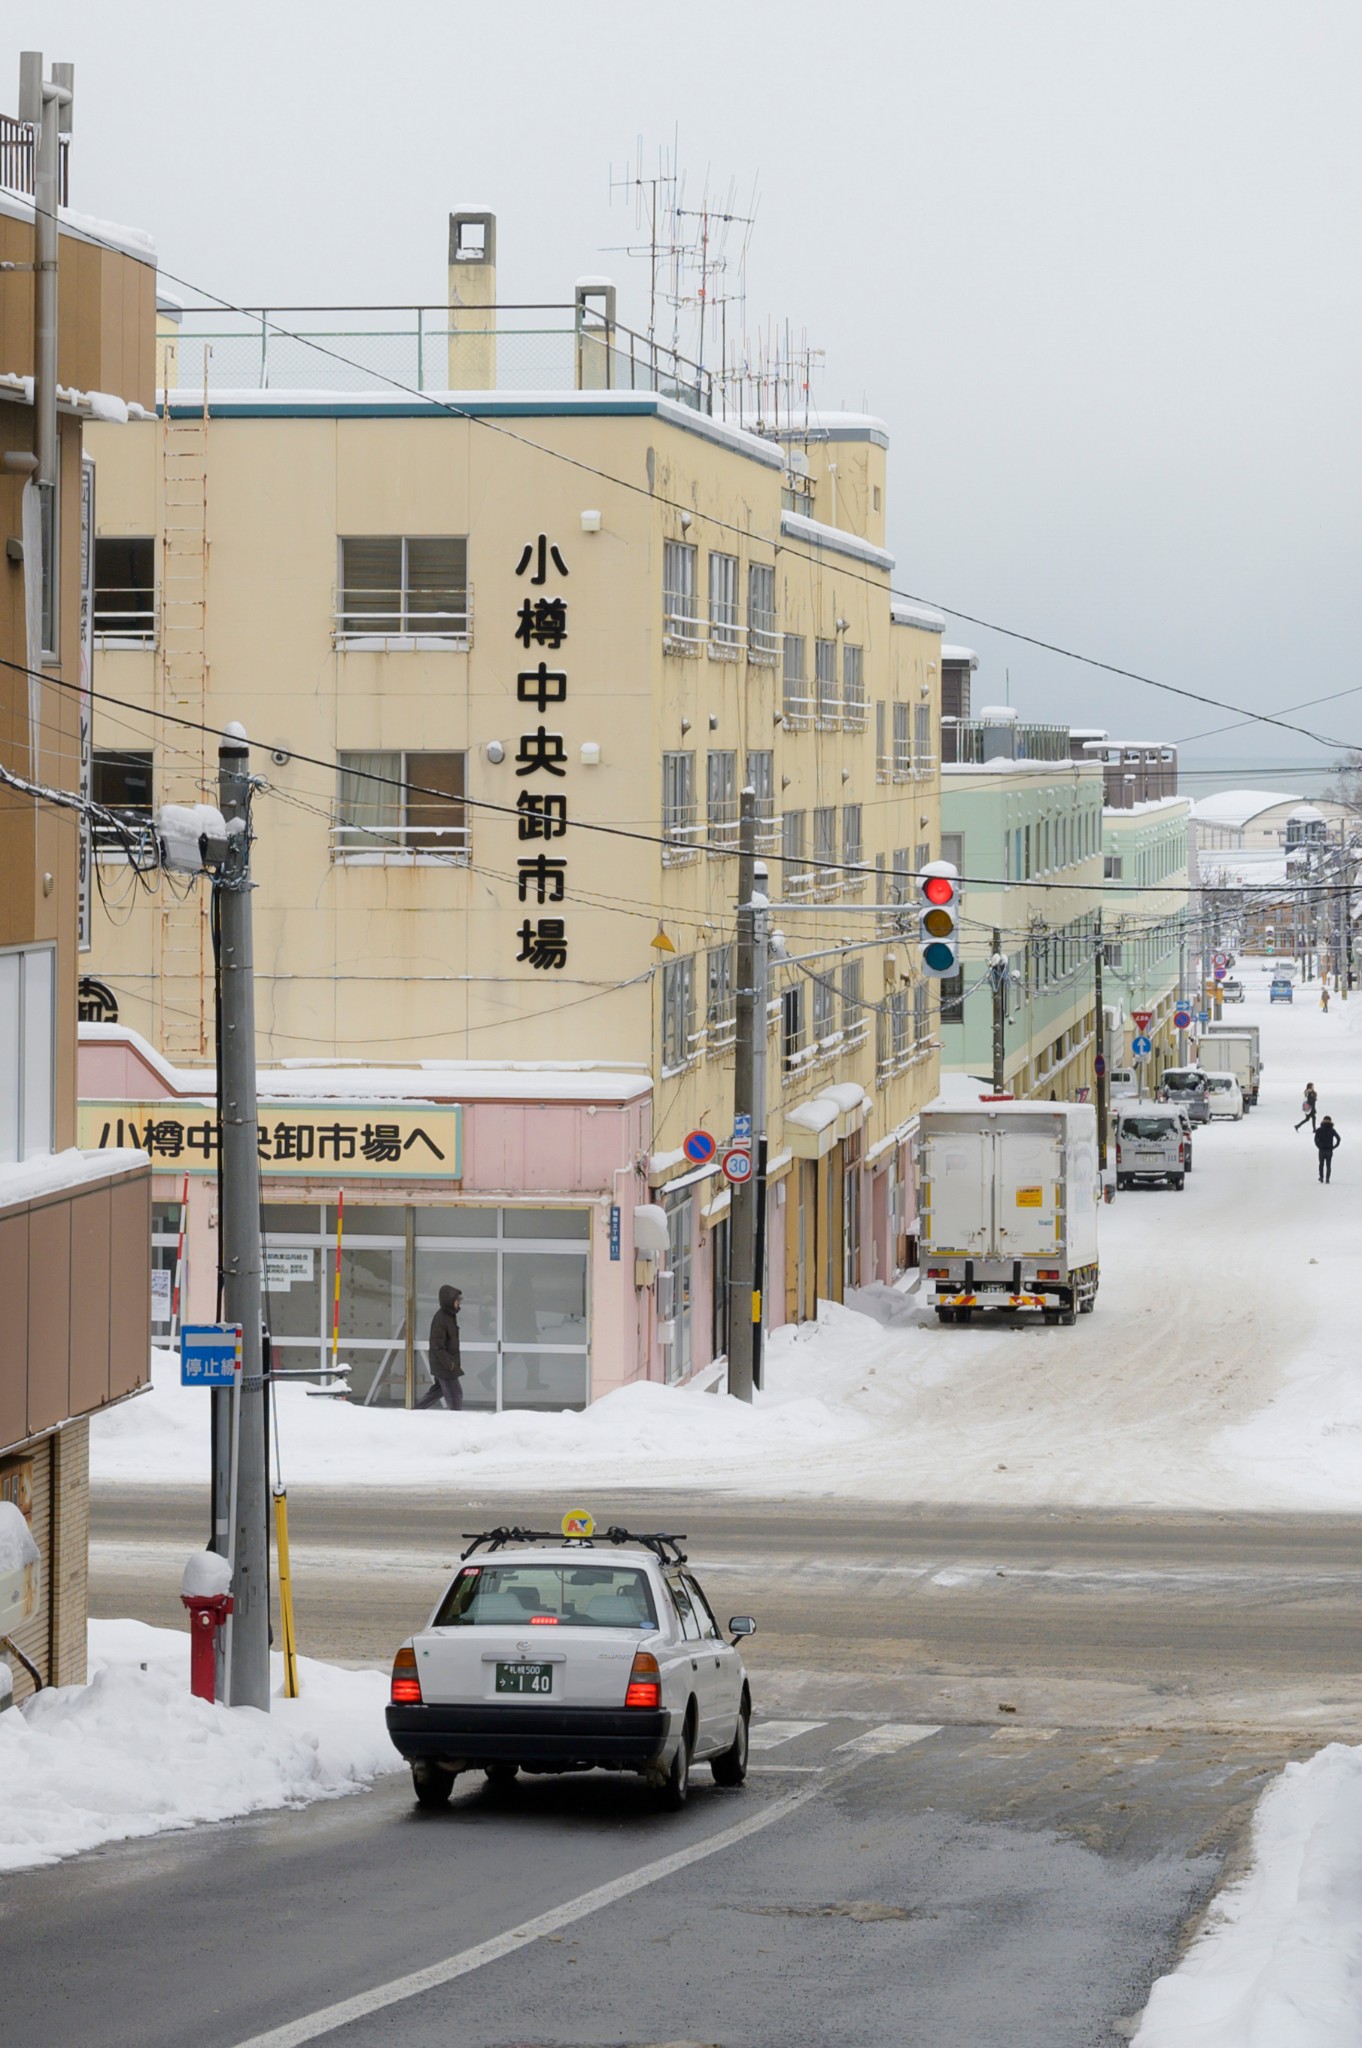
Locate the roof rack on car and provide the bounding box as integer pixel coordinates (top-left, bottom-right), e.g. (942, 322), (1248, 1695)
(459, 1525), (689, 1566)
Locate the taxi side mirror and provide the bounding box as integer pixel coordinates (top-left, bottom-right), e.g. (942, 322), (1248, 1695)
(728, 1615), (756, 1643)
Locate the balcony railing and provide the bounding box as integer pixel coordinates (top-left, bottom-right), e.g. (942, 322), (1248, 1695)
(0, 113), (69, 204)
(661, 817), (702, 867)
(334, 588), (472, 648)
(161, 302), (714, 412)
(331, 822), (470, 863)
(93, 590), (156, 645)
(949, 720), (1071, 764)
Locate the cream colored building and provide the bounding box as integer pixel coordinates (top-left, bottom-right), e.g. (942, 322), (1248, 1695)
(82, 217), (944, 1399)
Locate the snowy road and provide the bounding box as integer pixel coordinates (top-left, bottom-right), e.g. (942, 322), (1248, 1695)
(91, 964), (1362, 1512)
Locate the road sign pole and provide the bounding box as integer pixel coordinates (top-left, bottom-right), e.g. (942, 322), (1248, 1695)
(1094, 911), (1108, 1172)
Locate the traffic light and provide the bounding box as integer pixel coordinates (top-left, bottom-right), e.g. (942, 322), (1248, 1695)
(918, 860), (960, 977)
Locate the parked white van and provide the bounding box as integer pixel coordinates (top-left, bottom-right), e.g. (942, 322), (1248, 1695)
(1115, 1107), (1187, 1190)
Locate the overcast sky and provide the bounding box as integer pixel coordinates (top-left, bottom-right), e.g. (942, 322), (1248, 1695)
(17, 0), (1362, 789)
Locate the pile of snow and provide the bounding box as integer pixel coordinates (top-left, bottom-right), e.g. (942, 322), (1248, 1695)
(0, 1499), (39, 1575)
(0, 1619), (399, 1873)
(1134, 1742), (1362, 2046)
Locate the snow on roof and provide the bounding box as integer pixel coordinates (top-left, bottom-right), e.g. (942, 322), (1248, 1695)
(1069, 727), (1109, 740)
(160, 388), (788, 470)
(1103, 795), (1190, 821)
(0, 1147), (148, 1213)
(780, 511), (895, 573)
(775, 411), (890, 447)
(941, 646), (979, 667)
(1289, 803), (1325, 821)
(1189, 789), (1303, 827)
(891, 597), (946, 633)
(79, 1024), (650, 1105)
(0, 185), (155, 264)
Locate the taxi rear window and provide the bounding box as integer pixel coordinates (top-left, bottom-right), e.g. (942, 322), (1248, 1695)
(433, 1563), (659, 1629)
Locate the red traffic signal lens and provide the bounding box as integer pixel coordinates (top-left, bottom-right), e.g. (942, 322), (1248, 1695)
(923, 875), (955, 905)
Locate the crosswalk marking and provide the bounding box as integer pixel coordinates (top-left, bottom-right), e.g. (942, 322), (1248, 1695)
(834, 1722), (942, 1758)
(749, 1718), (826, 1751)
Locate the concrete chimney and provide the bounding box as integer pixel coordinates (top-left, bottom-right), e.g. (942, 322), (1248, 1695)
(447, 210), (497, 389)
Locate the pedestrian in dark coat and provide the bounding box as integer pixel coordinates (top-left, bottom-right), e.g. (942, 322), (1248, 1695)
(1296, 1084), (1318, 1132)
(1315, 1117), (1341, 1183)
(417, 1285), (464, 1408)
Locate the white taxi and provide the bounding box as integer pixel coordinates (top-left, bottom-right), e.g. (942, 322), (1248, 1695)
(386, 1517), (755, 1812)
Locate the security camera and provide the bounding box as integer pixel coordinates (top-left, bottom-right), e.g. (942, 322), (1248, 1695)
(271, 748), (290, 767)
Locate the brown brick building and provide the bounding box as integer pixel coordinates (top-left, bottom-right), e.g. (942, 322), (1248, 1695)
(1, 111), (155, 1701)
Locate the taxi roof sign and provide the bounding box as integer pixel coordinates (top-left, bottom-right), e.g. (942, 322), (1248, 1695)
(561, 1509), (595, 1540)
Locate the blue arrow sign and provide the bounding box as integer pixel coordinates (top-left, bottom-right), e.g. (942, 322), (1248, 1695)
(1132, 1034), (1152, 1057)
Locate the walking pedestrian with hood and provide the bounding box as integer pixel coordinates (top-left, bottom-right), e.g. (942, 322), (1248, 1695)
(1315, 1116), (1341, 1184)
(418, 1284), (464, 1409)
(1321, 984), (1331, 1012)
(1296, 1083), (1318, 1132)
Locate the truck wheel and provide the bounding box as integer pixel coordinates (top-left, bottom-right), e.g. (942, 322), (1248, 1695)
(1059, 1307), (1077, 1326)
(1173, 1174), (1185, 1189)
(1079, 1295), (1095, 1314)
(936, 1308), (955, 1324)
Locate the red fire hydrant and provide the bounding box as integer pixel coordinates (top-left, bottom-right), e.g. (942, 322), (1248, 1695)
(180, 1551), (233, 1702)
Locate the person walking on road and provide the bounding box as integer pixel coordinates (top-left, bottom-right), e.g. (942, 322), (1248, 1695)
(418, 1285), (464, 1408)
(1296, 1083), (1318, 1132)
(1315, 1116), (1341, 1183)
(1321, 984), (1331, 1012)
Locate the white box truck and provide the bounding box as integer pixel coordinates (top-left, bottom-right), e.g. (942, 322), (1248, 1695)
(916, 1099), (1101, 1326)
(1201, 1023), (1261, 1105)
(1198, 1031), (1256, 1106)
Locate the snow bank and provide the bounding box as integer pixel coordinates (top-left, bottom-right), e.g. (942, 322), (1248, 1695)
(0, 1499), (39, 1576)
(0, 1620), (399, 1873)
(1134, 1742), (1362, 2047)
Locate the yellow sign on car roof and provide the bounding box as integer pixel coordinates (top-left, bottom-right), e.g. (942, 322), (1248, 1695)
(561, 1509), (595, 1540)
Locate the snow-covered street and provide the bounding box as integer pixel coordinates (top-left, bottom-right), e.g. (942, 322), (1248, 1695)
(92, 968), (1362, 1512)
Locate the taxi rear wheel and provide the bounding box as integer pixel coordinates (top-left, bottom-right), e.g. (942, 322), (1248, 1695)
(485, 1762), (519, 1786)
(711, 1696), (750, 1787)
(412, 1764), (456, 1810)
(659, 1719), (694, 1810)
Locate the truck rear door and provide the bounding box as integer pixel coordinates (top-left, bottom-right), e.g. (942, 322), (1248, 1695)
(921, 1125), (993, 1256)
(995, 1122), (1063, 1257)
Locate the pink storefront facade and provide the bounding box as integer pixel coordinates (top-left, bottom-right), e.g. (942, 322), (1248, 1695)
(79, 1027), (663, 1410)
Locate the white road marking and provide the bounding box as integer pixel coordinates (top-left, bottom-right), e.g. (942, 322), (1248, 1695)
(748, 1763), (824, 1774)
(227, 1780), (826, 2048)
(834, 1722), (942, 1757)
(991, 1726), (1060, 1743)
(748, 1718), (825, 1750)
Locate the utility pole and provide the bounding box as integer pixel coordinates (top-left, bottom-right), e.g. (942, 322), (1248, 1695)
(729, 789), (760, 1404)
(18, 54), (72, 659)
(217, 727), (270, 1711)
(1178, 927), (1187, 1067)
(1094, 910), (1108, 1171)
(750, 866), (770, 1394)
(990, 928), (1006, 1093)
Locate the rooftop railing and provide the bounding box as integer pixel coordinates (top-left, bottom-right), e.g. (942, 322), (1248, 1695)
(159, 302), (714, 412)
(0, 113), (70, 204)
(947, 719), (1072, 765)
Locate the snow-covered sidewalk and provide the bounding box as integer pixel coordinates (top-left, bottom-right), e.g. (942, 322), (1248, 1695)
(1134, 1741), (1362, 2047)
(90, 968), (1362, 1512)
(0, 1620), (400, 1873)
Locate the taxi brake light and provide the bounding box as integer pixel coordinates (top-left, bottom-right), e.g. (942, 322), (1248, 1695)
(625, 1649), (661, 1709)
(390, 1646), (422, 1705)
(530, 1615), (560, 1625)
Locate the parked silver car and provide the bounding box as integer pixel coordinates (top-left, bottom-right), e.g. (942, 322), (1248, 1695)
(1158, 1067), (1211, 1125)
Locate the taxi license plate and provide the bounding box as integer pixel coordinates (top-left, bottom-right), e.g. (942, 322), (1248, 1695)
(496, 1662), (553, 1695)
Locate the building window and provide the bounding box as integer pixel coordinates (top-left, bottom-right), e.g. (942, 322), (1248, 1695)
(94, 536), (155, 643)
(746, 749), (775, 847)
(891, 987), (910, 1058)
(782, 808), (808, 895)
(706, 749), (738, 850)
(940, 968), (965, 1023)
(747, 561), (778, 663)
(842, 804), (864, 886)
(707, 943), (736, 1051)
(781, 985), (805, 1073)
(92, 749), (153, 857)
(813, 805), (837, 897)
(913, 980), (929, 1045)
(892, 702), (911, 779)
(843, 645), (866, 727)
(815, 638), (838, 723)
(336, 750), (468, 860)
(890, 847), (911, 905)
(0, 943), (55, 1164)
(39, 477), (58, 661)
(708, 551), (739, 656)
(875, 700), (888, 779)
(661, 955), (696, 1073)
(783, 634), (809, 722)
(842, 960), (866, 1048)
(663, 539), (699, 651)
(812, 971), (837, 1050)
(914, 702), (933, 772)
(662, 750), (698, 863)
(1104, 854), (1123, 879)
(338, 536), (469, 641)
